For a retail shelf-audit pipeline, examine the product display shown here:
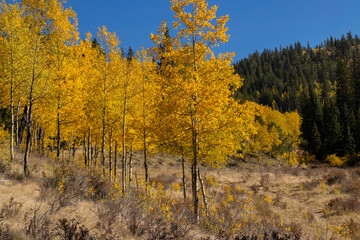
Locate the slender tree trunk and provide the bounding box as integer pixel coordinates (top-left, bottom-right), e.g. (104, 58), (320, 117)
(16, 101), (20, 147)
(68, 136), (72, 163)
(39, 125), (44, 156)
(143, 131), (148, 183)
(72, 139), (76, 159)
(87, 131), (91, 167)
(94, 144), (98, 165)
(101, 56), (107, 175)
(101, 110), (106, 173)
(198, 168), (208, 213)
(10, 85), (14, 161)
(114, 141), (117, 181)
(129, 146), (133, 186)
(135, 171), (139, 190)
(56, 49), (61, 158)
(142, 77), (149, 184)
(84, 133), (87, 166)
(109, 130), (112, 179)
(90, 134), (94, 166)
(191, 34), (200, 220)
(24, 94), (33, 177)
(24, 36), (39, 177)
(18, 105), (28, 146)
(33, 122), (37, 152)
(125, 147), (128, 184)
(191, 119), (199, 219)
(56, 103), (61, 160)
(181, 150), (186, 200)
(122, 90), (127, 193)
(10, 47), (14, 162)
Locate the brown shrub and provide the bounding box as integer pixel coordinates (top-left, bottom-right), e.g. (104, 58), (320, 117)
(280, 166), (302, 176)
(0, 214), (12, 240)
(259, 174), (271, 188)
(347, 218), (360, 239)
(254, 198), (273, 219)
(328, 196), (360, 213)
(250, 184), (259, 194)
(24, 207), (55, 239)
(304, 211), (315, 223)
(1, 197), (22, 219)
(0, 160), (10, 175)
(86, 170), (112, 200)
(340, 178), (360, 196)
(55, 218), (94, 240)
(94, 200), (123, 239)
(302, 179), (320, 191)
(323, 168), (346, 185)
(150, 173), (178, 190)
(240, 172), (251, 184)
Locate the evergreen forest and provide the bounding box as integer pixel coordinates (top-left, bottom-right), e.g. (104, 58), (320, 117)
(234, 32), (360, 161)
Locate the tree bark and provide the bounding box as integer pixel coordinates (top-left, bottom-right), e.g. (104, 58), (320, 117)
(181, 150), (186, 200)
(101, 108), (106, 174)
(24, 34), (39, 177)
(33, 122), (37, 152)
(114, 141), (117, 181)
(143, 132), (148, 184)
(109, 130), (112, 179)
(15, 101), (20, 146)
(122, 89), (127, 193)
(68, 136), (72, 163)
(198, 168), (208, 214)
(24, 94), (33, 177)
(101, 50), (108, 175)
(84, 133), (87, 166)
(56, 104), (61, 160)
(129, 146), (133, 186)
(18, 105), (28, 145)
(39, 125), (44, 156)
(10, 46), (14, 162)
(191, 33), (200, 220)
(87, 131), (91, 167)
(191, 115), (199, 219)
(142, 76), (149, 184)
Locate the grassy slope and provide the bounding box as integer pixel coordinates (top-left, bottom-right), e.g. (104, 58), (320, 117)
(0, 149), (360, 239)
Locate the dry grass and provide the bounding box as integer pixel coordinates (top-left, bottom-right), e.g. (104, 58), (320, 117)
(0, 149), (359, 239)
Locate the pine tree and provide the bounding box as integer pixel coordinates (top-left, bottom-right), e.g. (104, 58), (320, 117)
(336, 54), (354, 112)
(300, 85), (323, 158)
(311, 123), (322, 159)
(339, 104), (356, 155)
(322, 100), (341, 155)
(352, 44), (360, 107)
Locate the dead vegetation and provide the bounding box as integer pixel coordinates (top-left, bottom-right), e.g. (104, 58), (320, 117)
(0, 150), (359, 239)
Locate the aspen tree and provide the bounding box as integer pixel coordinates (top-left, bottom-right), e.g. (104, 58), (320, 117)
(21, 0), (56, 176)
(0, 2), (26, 162)
(118, 51), (142, 193)
(135, 50), (159, 184)
(74, 34), (100, 167)
(151, 0), (254, 219)
(97, 26), (120, 173)
(47, 0), (78, 160)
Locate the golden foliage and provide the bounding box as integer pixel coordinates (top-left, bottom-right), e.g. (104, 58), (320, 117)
(242, 104), (302, 163)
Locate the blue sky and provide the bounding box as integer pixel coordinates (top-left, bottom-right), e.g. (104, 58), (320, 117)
(65, 0), (360, 61)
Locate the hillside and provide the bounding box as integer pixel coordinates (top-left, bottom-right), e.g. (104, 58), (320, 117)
(234, 32), (360, 161)
(1, 149), (360, 239)
(233, 32), (358, 112)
